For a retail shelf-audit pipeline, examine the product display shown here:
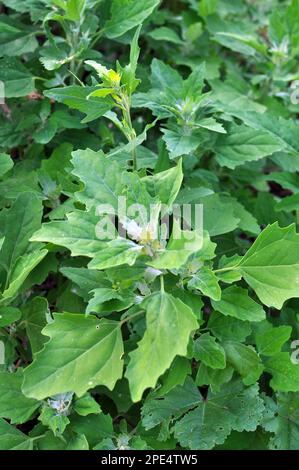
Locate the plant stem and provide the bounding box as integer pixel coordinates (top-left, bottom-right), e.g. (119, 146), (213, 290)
(32, 30), (44, 36)
(91, 28), (105, 48)
(120, 310), (144, 326)
(160, 275), (165, 292)
(213, 266), (236, 274)
(70, 60), (77, 85)
(69, 69), (84, 86)
(121, 93), (137, 171)
(131, 143), (137, 172)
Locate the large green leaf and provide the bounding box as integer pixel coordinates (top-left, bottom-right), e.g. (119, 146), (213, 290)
(148, 225), (203, 270)
(0, 306), (21, 327)
(0, 192), (42, 277)
(0, 370), (39, 424)
(31, 209), (105, 257)
(105, 0), (160, 38)
(156, 357), (191, 397)
(188, 267), (221, 301)
(142, 378), (264, 450)
(60, 267), (108, 299)
(0, 418), (33, 450)
(223, 110), (299, 157)
(88, 238), (143, 270)
(0, 57), (35, 97)
(265, 353), (299, 392)
(255, 325), (292, 357)
(195, 363), (234, 392)
(161, 127), (202, 159)
(208, 311), (252, 342)
(65, 0), (86, 21)
(223, 341), (264, 385)
(141, 377), (200, 430)
(218, 223), (299, 309)
(1, 249), (48, 301)
(44, 86), (113, 123)
(199, 194), (240, 236)
(193, 333), (226, 369)
(71, 149), (124, 210)
(211, 286), (265, 322)
(23, 313), (124, 400)
(174, 380), (264, 450)
(0, 153), (13, 178)
(0, 192), (44, 293)
(206, 15), (267, 56)
(23, 297), (50, 356)
(263, 394), (299, 450)
(0, 15), (38, 57)
(148, 26), (183, 45)
(142, 159), (183, 208)
(215, 124), (283, 169)
(125, 291), (198, 402)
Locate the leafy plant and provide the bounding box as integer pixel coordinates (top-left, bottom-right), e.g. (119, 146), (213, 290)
(1, 0), (299, 451)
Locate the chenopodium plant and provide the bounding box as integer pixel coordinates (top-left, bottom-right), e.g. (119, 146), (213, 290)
(10, 28), (299, 451)
(23, 31), (203, 404)
(2, 1), (299, 449)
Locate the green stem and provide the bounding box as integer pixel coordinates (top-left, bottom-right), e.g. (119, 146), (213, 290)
(69, 69), (84, 86)
(31, 434), (47, 443)
(70, 60), (77, 85)
(160, 275), (165, 293)
(35, 77), (48, 82)
(68, 27), (81, 85)
(131, 143), (137, 172)
(32, 30), (44, 36)
(120, 310), (144, 326)
(91, 28), (105, 48)
(213, 266), (236, 274)
(121, 93), (137, 171)
(74, 59), (84, 81)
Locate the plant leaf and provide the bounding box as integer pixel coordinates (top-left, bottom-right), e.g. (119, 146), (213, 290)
(105, 0), (160, 38)
(126, 292), (198, 402)
(23, 314), (124, 400)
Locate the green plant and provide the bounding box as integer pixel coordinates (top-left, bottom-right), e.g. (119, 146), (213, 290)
(1, 0), (299, 451)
